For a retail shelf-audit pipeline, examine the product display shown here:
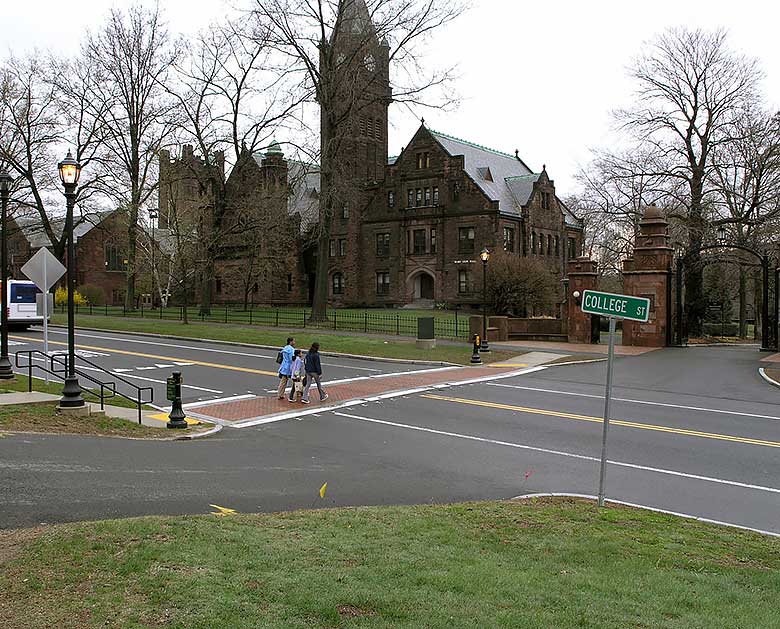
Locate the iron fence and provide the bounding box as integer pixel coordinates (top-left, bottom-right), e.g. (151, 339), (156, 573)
(61, 303), (470, 340)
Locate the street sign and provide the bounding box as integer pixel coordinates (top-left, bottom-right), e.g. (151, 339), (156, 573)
(21, 248), (66, 292)
(36, 293), (54, 317)
(581, 290), (650, 323)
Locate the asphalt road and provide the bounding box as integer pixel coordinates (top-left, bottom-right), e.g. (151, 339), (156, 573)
(8, 327), (427, 406)
(1, 334), (778, 536)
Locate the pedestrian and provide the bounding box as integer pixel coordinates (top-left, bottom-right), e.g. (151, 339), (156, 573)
(301, 342), (328, 404)
(289, 349), (304, 402)
(277, 337), (295, 400)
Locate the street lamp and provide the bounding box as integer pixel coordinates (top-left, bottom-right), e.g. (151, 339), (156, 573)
(479, 247), (491, 353)
(0, 169), (14, 380)
(149, 209), (158, 308)
(57, 150), (85, 409)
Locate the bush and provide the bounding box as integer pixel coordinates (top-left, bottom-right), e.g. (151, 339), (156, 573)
(702, 322), (739, 337)
(55, 286), (88, 307)
(486, 253), (558, 317)
(77, 284), (106, 306)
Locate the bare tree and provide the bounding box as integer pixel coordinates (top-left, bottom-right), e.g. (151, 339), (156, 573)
(254, 0), (463, 321)
(616, 27), (763, 336)
(83, 4), (177, 311)
(165, 19), (304, 315)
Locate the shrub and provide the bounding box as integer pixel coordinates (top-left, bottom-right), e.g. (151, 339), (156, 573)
(702, 322), (739, 337)
(486, 253), (558, 317)
(54, 286), (88, 307)
(77, 284), (106, 306)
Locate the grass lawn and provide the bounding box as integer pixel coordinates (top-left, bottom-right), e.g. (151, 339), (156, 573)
(53, 314), (516, 365)
(0, 374), (150, 411)
(0, 402), (166, 438)
(0, 498), (777, 628)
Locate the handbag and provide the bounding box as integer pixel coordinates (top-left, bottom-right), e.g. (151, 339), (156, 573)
(294, 380), (304, 393)
(276, 350), (283, 365)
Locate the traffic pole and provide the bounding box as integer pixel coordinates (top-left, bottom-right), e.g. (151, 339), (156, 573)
(597, 316), (616, 507)
(167, 371), (188, 429)
(470, 334), (482, 364)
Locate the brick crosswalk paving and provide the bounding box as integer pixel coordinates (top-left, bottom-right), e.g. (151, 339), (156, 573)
(187, 365), (519, 424)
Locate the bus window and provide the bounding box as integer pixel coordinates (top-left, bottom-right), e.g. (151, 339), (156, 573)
(10, 283), (40, 303)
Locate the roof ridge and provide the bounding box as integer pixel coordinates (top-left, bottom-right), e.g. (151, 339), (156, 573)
(505, 173), (541, 181)
(429, 129), (520, 160)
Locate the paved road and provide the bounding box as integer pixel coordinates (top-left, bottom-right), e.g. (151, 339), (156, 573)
(8, 327), (429, 407)
(1, 338), (777, 535)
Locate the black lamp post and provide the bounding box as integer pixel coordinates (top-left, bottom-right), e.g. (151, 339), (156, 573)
(0, 169), (14, 380)
(149, 209), (157, 308)
(58, 150), (85, 408)
(479, 247), (491, 353)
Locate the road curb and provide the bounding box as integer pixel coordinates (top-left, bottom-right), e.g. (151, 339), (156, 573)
(511, 492), (780, 538)
(173, 423), (223, 440)
(758, 367), (780, 389)
(52, 324), (462, 367)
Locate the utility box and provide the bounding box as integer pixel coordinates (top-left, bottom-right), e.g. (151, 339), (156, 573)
(416, 317), (436, 349)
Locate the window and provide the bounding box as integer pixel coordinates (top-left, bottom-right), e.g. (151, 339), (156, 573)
(329, 240), (336, 258)
(458, 270), (472, 293)
(416, 153), (423, 169)
(339, 239), (346, 257)
(555, 235), (560, 257)
(413, 229), (426, 255)
(332, 273), (344, 295)
(503, 227), (515, 252)
(433, 187), (439, 206)
(416, 188), (422, 206)
(376, 272), (390, 295)
(407, 189), (414, 207)
(430, 228), (437, 254)
(341, 205), (349, 219)
(104, 244), (126, 271)
(424, 187), (431, 206)
(359, 117), (366, 135)
(376, 232), (390, 256)
(287, 274), (293, 292)
(367, 118), (374, 138)
(568, 237), (577, 260)
(215, 277), (222, 294)
(541, 191), (550, 209)
(531, 232), (536, 254)
(425, 152), (430, 168)
(539, 233), (545, 255)
(548, 235), (553, 256)
(458, 226), (475, 253)
(388, 190), (395, 208)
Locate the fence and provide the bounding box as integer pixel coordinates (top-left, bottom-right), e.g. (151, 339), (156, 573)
(61, 304), (470, 340)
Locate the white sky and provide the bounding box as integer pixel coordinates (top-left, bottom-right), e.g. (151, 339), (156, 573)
(3, 0), (778, 194)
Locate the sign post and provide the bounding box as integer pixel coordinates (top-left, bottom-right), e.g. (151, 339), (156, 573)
(21, 248), (66, 384)
(580, 290), (650, 507)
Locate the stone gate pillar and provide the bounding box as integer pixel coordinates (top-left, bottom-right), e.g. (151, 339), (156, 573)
(622, 205), (674, 347)
(567, 257), (598, 344)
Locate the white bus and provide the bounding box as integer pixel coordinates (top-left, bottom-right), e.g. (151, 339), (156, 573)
(3, 280), (45, 329)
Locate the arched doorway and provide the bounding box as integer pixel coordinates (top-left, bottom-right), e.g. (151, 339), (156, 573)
(410, 271), (435, 302)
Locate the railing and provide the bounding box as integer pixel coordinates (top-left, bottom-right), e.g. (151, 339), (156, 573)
(15, 349), (154, 424)
(58, 304), (471, 340)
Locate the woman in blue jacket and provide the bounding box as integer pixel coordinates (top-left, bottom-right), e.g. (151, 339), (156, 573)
(301, 342), (328, 404)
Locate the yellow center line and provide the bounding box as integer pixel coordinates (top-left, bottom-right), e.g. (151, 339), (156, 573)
(421, 394), (780, 449)
(10, 335), (279, 377)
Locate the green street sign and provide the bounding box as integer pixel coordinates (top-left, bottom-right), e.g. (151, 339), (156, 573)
(581, 290), (650, 323)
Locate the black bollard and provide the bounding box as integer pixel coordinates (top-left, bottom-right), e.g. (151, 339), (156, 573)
(166, 371), (188, 429)
(471, 334), (482, 364)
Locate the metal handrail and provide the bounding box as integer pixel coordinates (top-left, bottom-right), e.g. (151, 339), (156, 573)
(15, 349), (154, 424)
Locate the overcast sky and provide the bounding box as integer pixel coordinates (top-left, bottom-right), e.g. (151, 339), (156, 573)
(3, 0), (778, 194)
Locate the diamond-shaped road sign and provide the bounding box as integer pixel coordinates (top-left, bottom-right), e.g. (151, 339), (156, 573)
(21, 247), (66, 292)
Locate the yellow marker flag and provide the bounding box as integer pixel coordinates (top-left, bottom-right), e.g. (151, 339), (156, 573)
(319, 482), (328, 499)
(209, 503), (238, 516)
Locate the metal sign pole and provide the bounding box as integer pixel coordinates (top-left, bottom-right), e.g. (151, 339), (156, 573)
(598, 316), (617, 507)
(42, 254), (49, 384)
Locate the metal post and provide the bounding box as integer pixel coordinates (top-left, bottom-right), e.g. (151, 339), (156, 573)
(598, 316), (617, 508)
(167, 371), (187, 429)
(0, 171), (14, 379)
(480, 259), (490, 352)
(761, 256), (770, 350)
(471, 334), (482, 364)
(676, 257), (684, 346)
(59, 182), (84, 408)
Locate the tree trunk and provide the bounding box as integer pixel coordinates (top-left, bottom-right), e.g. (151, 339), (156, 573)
(199, 258), (214, 316)
(738, 265), (747, 338)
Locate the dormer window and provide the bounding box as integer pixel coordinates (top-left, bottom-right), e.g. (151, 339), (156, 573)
(416, 152), (430, 169)
(388, 190), (395, 208)
(477, 167), (493, 182)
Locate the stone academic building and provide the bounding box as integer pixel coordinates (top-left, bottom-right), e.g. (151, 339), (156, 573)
(158, 0), (583, 309)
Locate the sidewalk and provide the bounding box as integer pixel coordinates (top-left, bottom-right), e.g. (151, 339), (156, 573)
(186, 361), (538, 426)
(490, 339), (660, 356)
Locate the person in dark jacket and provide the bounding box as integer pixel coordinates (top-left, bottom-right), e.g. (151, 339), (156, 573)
(301, 342), (328, 404)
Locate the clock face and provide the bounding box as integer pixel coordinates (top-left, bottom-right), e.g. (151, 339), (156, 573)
(363, 54), (376, 72)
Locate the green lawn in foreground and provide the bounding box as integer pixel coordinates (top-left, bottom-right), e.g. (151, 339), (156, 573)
(0, 374), (150, 411)
(0, 499), (776, 628)
(52, 314), (513, 365)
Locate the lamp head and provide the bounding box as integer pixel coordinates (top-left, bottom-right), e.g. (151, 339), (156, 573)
(573, 291), (581, 299)
(479, 247), (490, 263)
(58, 150), (81, 187)
(0, 169), (13, 194)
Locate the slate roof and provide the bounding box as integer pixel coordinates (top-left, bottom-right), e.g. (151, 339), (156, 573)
(287, 160), (320, 232)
